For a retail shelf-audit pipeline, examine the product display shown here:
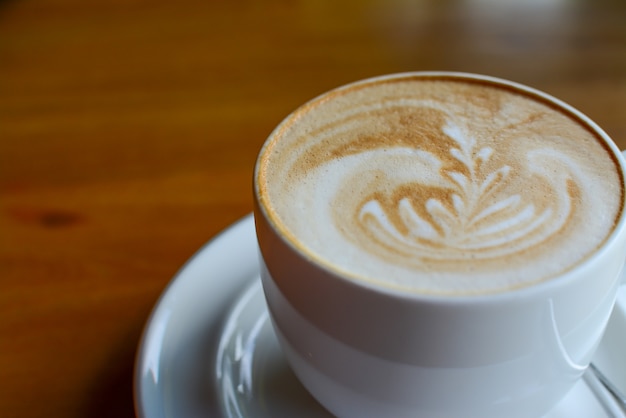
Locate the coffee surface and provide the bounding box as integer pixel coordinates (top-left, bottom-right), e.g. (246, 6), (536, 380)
(256, 74), (623, 295)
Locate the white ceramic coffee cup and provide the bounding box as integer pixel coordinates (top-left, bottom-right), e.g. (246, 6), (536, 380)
(253, 72), (626, 418)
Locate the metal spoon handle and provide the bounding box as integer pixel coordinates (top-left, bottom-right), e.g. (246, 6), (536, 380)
(584, 363), (626, 418)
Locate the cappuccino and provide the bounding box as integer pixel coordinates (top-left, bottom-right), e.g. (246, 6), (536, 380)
(256, 73), (623, 295)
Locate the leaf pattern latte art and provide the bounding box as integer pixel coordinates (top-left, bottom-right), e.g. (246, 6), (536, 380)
(354, 117), (576, 261)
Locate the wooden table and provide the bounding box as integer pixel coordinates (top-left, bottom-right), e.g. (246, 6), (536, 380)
(1, 0), (625, 417)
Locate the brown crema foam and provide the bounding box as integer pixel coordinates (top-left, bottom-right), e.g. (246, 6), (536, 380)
(256, 74), (624, 295)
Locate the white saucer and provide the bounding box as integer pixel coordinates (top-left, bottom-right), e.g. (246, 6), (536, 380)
(134, 214), (622, 418)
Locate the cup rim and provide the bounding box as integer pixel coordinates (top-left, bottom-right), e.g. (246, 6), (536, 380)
(253, 71), (626, 304)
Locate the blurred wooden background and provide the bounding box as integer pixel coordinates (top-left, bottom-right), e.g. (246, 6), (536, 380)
(1, 0), (625, 417)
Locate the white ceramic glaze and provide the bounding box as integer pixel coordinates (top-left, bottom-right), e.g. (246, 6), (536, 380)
(133, 214), (624, 417)
(253, 72), (626, 418)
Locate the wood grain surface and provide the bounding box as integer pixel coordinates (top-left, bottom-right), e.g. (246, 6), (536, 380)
(1, 0), (625, 417)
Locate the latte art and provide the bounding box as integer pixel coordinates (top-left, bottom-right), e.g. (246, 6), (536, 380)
(356, 123), (575, 261)
(257, 75), (623, 294)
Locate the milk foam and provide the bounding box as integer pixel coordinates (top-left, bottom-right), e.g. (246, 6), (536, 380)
(257, 75), (623, 295)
